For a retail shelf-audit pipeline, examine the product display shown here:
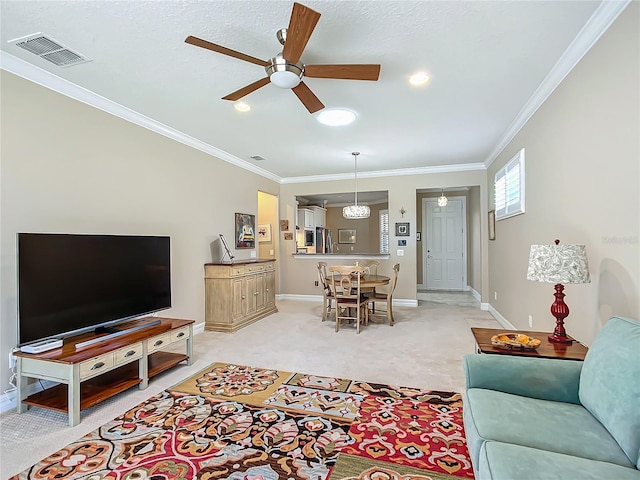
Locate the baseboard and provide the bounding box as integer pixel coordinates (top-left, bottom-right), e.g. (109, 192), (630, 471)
(278, 294), (418, 307)
(277, 294), (322, 302)
(487, 304), (517, 330)
(193, 322), (205, 335)
(468, 286), (481, 302)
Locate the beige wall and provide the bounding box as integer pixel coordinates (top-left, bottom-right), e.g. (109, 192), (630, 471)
(487, 2), (639, 344)
(325, 203), (387, 254)
(0, 71), (280, 392)
(279, 170), (488, 302)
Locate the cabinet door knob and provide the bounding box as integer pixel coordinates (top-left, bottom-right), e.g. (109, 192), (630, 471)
(242, 295), (246, 299)
(91, 361), (105, 370)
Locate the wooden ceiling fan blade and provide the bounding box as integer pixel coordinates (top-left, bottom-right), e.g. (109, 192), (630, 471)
(292, 82), (324, 113)
(304, 64), (381, 81)
(185, 35), (269, 67)
(222, 77), (271, 101)
(282, 3), (321, 64)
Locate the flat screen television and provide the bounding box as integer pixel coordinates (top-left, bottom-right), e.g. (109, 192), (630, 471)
(17, 233), (171, 346)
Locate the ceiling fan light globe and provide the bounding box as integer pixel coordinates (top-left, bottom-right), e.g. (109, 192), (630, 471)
(270, 70), (301, 88)
(343, 205), (371, 219)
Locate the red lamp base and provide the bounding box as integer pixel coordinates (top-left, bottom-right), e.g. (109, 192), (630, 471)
(548, 283), (574, 344)
(548, 332), (574, 344)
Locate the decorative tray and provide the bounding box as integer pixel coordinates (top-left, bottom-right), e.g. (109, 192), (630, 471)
(490, 333), (542, 350)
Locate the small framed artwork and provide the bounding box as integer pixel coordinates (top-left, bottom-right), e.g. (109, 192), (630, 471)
(488, 210), (496, 240)
(235, 212), (255, 249)
(257, 224), (272, 242)
(396, 222), (410, 236)
(416, 232), (421, 242)
(338, 229), (356, 244)
(398, 239), (407, 246)
(283, 232), (294, 241)
(280, 219), (289, 231)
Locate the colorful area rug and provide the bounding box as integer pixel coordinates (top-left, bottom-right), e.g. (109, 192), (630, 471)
(12, 362), (474, 479)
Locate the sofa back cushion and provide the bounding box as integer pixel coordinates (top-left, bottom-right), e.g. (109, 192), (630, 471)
(579, 316), (640, 467)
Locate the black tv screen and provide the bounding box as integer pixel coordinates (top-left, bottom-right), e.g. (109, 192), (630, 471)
(18, 233), (171, 346)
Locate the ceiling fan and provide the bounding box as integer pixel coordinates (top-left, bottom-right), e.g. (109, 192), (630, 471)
(185, 2), (381, 114)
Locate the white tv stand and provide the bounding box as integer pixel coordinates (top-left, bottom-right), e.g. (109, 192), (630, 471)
(15, 317), (193, 426)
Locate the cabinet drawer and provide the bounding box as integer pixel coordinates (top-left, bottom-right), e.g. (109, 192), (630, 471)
(79, 353), (114, 380)
(170, 326), (190, 343)
(246, 264), (265, 273)
(114, 343), (143, 366)
(147, 333), (171, 353)
(231, 266), (245, 276)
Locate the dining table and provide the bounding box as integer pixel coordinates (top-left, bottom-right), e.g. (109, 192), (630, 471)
(352, 273), (390, 289)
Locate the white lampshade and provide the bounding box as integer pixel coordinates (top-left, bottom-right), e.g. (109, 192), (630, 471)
(527, 244), (591, 284)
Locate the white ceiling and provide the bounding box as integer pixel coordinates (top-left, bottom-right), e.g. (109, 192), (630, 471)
(1, 1), (622, 182)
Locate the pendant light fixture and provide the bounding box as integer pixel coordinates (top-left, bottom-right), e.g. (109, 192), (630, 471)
(343, 152), (370, 219)
(437, 189), (449, 207)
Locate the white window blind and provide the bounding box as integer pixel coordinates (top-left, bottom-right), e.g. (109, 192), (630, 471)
(494, 148), (525, 220)
(379, 209), (389, 254)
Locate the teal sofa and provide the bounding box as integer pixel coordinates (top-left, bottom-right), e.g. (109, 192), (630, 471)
(462, 316), (640, 480)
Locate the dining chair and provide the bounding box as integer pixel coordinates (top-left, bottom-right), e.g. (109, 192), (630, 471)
(329, 265), (369, 334)
(366, 263), (400, 326)
(317, 261), (334, 321)
(355, 260), (380, 296)
(356, 260), (380, 276)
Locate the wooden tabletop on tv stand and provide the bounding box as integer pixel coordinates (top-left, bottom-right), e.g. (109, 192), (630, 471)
(471, 327), (589, 361)
(15, 317), (194, 364)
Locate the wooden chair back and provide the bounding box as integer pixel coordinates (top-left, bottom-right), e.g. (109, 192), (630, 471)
(387, 263), (400, 298)
(329, 265), (365, 299)
(356, 260), (379, 276)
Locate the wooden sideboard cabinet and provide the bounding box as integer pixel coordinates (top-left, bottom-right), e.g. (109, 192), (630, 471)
(205, 259), (277, 332)
(14, 317), (193, 426)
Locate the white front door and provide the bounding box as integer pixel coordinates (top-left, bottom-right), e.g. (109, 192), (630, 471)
(424, 197), (466, 290)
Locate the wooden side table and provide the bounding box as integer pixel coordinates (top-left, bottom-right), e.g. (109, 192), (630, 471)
(471, 327), (588, 361)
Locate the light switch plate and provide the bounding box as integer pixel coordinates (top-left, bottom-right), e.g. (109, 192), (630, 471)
(250, 251), (257, 258)
(397, 249), (404, 256)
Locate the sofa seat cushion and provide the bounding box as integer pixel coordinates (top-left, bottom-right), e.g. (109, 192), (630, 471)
(464, 388), (633, 468)
(478, 441), (640, 480)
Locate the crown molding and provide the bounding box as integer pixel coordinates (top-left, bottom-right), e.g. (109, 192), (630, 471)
(281, 162), (486, 184)
(0, 52), (282, 183)
(483, 0), (631, 168)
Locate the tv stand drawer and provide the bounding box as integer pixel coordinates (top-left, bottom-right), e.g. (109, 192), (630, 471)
(79, 353), (115, 380)
(114, 342), (143, 366)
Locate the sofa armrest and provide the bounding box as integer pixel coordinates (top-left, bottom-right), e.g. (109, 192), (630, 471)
(463, 354), (583, 404)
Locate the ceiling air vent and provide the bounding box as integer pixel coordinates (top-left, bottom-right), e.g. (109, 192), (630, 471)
(10, 33), (91, 67)
(249, 155), (267, 161)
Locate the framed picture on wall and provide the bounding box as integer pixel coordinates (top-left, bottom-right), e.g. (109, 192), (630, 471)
(338, 229), (356, 244)
(257, 224), (271, 242)
(396, 222), (410, 236)
(235, 213), (255, 248)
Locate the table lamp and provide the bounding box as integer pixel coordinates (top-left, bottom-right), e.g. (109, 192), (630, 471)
(526, 240), (590, 343)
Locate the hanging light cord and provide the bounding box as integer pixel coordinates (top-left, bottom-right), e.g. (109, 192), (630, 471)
(353, 152), (360, 206)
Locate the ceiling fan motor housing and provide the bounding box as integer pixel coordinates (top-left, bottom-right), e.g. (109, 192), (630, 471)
(266, 55), (304, 88)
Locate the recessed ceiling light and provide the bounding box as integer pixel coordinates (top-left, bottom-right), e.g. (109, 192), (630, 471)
(409, 71), (430, 86)
(317, 109), (357, 126)
(234, 101), (251, 112)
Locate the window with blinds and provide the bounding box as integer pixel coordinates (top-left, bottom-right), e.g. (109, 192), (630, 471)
(494, 148), (525, 220)
(379, 209), (389, 254)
